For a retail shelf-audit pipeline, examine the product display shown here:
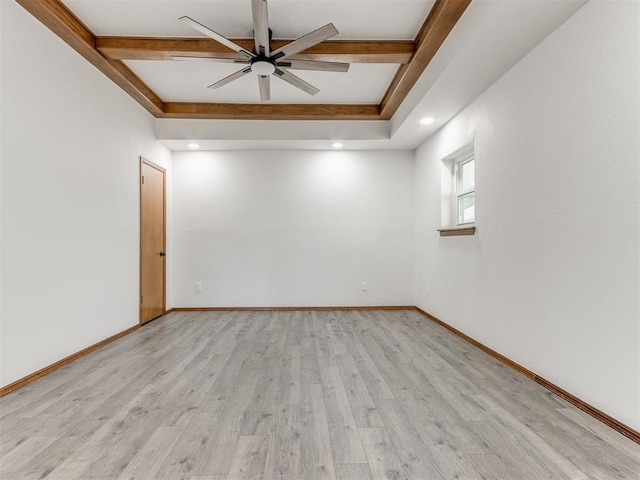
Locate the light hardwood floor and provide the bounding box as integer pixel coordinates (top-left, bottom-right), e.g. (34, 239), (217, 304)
(1, 310), (638, 479)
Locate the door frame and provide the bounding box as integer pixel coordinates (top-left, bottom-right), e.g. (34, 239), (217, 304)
(139, 156), (167, 324)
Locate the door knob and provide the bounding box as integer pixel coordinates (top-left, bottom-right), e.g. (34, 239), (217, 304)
(159, 252), (166, 257)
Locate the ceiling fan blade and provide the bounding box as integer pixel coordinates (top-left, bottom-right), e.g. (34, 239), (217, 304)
(252, 0), (270, 57)
(179, 16), (255, 58)
(276, 59), (349, 73)
(258, 75), (270, 101)
(271, 23), (338, 60)
(207, 66), (252, 89)
(171, 55), (251, 65)
(273, 68), (319, 96)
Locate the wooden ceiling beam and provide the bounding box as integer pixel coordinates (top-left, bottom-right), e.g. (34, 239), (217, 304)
(96, 37), (415, 64)
(162, 103), (380, 120)
(16, 0), (164, 116)
(379, 0), (472, 120)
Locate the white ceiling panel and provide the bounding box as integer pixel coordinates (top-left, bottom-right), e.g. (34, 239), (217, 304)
(63, 0), (433, 39)
(124, 60), (398, 103)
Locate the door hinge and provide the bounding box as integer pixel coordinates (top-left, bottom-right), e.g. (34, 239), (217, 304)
(141, 175), (145, 184)
(141, 295), (143, 304)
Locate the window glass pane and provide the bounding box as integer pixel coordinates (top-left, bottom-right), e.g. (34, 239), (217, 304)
(460, 159), (475, 192)
(458, 192), (475, 224)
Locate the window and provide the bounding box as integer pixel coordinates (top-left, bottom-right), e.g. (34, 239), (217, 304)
(455, 155), (475, 225)
(439, 144), (476, 235)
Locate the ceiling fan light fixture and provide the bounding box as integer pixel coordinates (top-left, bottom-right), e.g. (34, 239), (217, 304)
(251, 60), (276, 76)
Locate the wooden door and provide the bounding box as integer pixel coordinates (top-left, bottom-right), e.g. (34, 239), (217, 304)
(140, 158), (166, 324)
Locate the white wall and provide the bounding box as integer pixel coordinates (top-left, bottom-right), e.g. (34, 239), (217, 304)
(0, 1), (172, 386)
(172, 150), (414, 307)
(414, 0), (639, 430)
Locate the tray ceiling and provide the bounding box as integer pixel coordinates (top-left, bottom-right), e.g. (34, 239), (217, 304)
(17, 0), (468, 120)
(15, 0), (588, 147)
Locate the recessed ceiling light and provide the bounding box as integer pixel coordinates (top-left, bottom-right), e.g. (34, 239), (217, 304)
(187, 143), (200, 149)
(332, 142), (344, 149)
(420, 117), (435, 125)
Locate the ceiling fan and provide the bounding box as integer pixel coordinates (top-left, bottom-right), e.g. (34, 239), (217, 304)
(174, 0), (350, 101)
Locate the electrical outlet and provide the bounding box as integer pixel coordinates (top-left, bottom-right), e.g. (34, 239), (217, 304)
(426, 284), (431, 295)
(195, 282), (202, 293)
(361, 281), (368, 292)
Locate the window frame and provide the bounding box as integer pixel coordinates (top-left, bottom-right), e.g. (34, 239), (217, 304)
(454, 153), (475, 226)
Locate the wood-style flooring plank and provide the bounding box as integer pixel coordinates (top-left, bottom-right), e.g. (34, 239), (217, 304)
(262, 404), (301, 480)
(358, 427), (409, 480)
(558, 406), (640, 457)
(240, 316), (287, 435)
(226, 435), (269, 480)
(465, 419), (563, 479)
(474, 394), (589, 479)
(342, 314), (395, 399)
(8, 435), (87, 479)
(317, 364), (368, 464)
(467, 453), (524, 480)
(374, 398), (444, 479)
(114, 426), (184, 480)
(335, 463), (374, 480)
(154, 413), (213, 479)
(278, 346), (301, 405)
(300, 384), (337, 480)
(188, 476), (228, 480)
(0, 435), (59, 476)
(300, 313), (323, 385)
(334, 353), (384, 428)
